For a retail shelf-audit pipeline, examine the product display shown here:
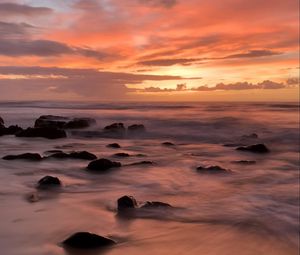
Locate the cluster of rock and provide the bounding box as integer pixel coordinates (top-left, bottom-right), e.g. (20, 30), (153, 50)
(103, 123), (145, 137)
(0, 117), (23, 136)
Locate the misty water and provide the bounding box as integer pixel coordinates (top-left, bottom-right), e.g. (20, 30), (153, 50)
(0, 101), (299, 255)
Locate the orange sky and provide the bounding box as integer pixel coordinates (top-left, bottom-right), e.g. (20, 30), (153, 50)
(0, 0), (299, 101)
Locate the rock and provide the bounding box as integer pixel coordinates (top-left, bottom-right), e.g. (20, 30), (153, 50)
(236, 144), (270, 153)
(130, 161), (153, 166)
(47, 151), (97, 160)
(0, 125), (23, 136)
(0, 116), (4, 126)
(106, 143), (121, 148)
(87, 158), (121, 171)
(162, 142), (175, 146)
(3, 153), (43, 161)
(241, 133), (258, 139)
(64, 118), (96, 129)
(141, 201), (172, 209)
(117, 195), (138, 211)
(34, 115), (68, 129)
(232, 160), (256, 164)
(196, 165), (231, 174)
(62, 232), (116, 249)
(128, 124), (145, 133)
(104, 123), (125, 133)
(114, 153), (130, 157)
(37, 175), (61, 189)
(16, 127), (67, 139)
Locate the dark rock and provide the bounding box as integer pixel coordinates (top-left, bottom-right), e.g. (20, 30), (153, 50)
(162, 142), (175, 146)
(16, 127), (67, 139)
(232, 160), (256, 165)
(64, 118), (96, 129)
(0, 125), (23, 136)
(106, 143), (121, 148)
(104, 123), (125, 133)
(48, 151), (97, 160)
(62, 232), (116, 249)
(141, 201), (172, 209)
(117, 195), (138, 210)
(3, 153), (43, 161)
(114, 153), (130, 157)
(236, 144), (270, 153)
(0, 116), (4, 126)
(130, 161), (153, 166)
(128, 124), (145, 133)
(87, 158), (121, 171)
(196, 165), (231, 174)
(34, 115), (68, 129)
(37, 175), (61, 189)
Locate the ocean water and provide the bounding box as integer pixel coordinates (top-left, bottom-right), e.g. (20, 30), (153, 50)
(0, 101), (299, 255)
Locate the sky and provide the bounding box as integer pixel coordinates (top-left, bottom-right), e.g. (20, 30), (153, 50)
(0, 0), (299, 101)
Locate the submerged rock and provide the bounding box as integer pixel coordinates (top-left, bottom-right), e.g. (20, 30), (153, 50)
(196, 165), (231, 174)
(104, 123), (125, 133)
(3, 153), (43, 161)
(16, 127), (67, 139)
(236, 143), (270, 153)
(127, 124), (145, 133)
(232, 160), (256, 165)
(117, 195), (138, 210)
(141, 201), (172, 209)
(47, 151), (97, 160)
(129, 161), (154, 166)
(0, 125), (23, 136)
(106, 143), (121, 148)
(87, 158), (121, 171)
(113, 153), (130, 157)
(64, 118), (96, 129)
(62, 232), (116, 249)
(37, 175), (61, 189)
(162, 142), (175, 146)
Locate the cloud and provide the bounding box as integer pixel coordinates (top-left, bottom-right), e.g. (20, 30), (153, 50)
(0, 2), (52, 16)
(0, 39), (109, 60)
(137, 58), (200, 66)
(138, 0), (178, 8)
(222, 50), (281, 59)
(0, 21), (35, 39)
(286, 77), (299, 85)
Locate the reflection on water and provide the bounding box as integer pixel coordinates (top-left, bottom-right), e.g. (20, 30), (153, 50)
(0, 102), (299, 255)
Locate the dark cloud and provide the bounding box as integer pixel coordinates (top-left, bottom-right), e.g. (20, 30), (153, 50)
(0, 39), (109, 60)
(0, 3), (52, 16)
(223, 50), (281, 59)
(138, 0), (177, 8)
(137, 58), (200, 66)
(0, 21), (35, 39)
(286, 77), (299, 85)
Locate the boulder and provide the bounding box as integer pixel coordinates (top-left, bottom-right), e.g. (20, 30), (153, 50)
(162, 142), (175, 146)
(64, 118), (96, 129)
(114, 153), (130, 157)
(236, 143), (270, 153)
(3, 153), (43, 161)
(87, 158), (121, 171)
(62, 232), (116, 249)
(196, 165), (231, 174)
(16, 127), (67, 139)
(37, 175), (61, 189)
(117, 195), (138, 210)
(127, 124), (145, 133)
(141, 201), (172, 209)
(34, 115), (68, 129)
(106, 143), (121, 148)
(104, 123), (125, 133)
(0, 125), (23, 136)
(48, 151), (97, 160)
(130, 161), (153, 166)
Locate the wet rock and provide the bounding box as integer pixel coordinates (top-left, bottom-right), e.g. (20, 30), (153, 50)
(64, 118), (96, 129)
(0, 116), (4, 127)
(232, 160), (256, 165)
(104, 123), (125, 133)
(34, 115), (68, 129)
(16, 127), (67, 139)
(162, 142), (175, 146)
(128, 124), (145, 133)
(0, 125), (23, 136)
(87, 158), (121, 171)
(3, 153), (43, 161)
(62, 232), (116, 249)
(117, 195), (138, 210)
(196, 165), (231, 174)
(114, 153), (130, 157)
(236, 143), (270, 153)
(37, 175), (61, 189)
(141, 201), (172, 209)
(106, 143), (121, 148)
(47, 151), (97, 160)
(130, 161), (154, 166)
